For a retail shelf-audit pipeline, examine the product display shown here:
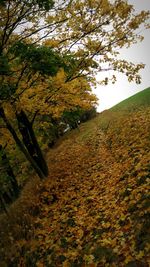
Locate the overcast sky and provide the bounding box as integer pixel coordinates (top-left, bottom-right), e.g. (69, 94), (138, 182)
(94, 0), (150, 112)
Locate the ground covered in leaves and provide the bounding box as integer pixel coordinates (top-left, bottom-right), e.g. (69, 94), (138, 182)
(0, 105), (150, 267)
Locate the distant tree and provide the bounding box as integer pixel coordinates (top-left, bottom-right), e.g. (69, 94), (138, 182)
(62, 109), (82, 130)
(62, 106), (97, 130)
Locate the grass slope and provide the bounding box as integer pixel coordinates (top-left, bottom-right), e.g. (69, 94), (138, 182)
(111, 87), (150, 112)
(0, 88), (150, 267)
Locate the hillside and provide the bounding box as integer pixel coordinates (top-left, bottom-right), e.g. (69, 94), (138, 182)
(0, 88), (150, 267)
(111, 87), (150, 112)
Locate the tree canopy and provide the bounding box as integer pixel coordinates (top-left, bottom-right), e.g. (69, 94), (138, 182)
(0, 0), (149, 87)
(0, 0), (149, 115)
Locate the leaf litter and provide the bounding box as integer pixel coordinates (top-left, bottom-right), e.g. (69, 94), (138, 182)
(1, 107), (150, 267)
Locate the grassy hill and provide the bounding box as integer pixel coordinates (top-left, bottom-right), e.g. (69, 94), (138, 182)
(111, 87), (150, 112)
(0, 87), (150, 266)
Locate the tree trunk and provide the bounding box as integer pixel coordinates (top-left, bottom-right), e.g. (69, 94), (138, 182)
(0, 195), (9, 215)
(0, 107), (45, 179)
(0, 144), (19, 198)
(16, 110), (49, 177)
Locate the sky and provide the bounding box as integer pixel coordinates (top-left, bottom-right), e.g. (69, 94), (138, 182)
(94, 0), (150, 112)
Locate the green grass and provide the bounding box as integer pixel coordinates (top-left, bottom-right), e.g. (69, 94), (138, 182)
(91, 87), (150, 134)
(110, 87), (150, 112)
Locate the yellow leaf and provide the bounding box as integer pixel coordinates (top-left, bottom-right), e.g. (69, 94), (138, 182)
(102, 222), (111, 229)
(63, 260), (70, 267)
(125, 255), (134, 264)
(135, 250), (145, 260)
(36, 262), (44, 267)
(76, 229), (84, 239)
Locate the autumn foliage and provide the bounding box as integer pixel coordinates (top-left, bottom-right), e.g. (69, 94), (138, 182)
(0, 88), (149, 266)
(0, 0), (150, 265)
(0, 0), (149, 185)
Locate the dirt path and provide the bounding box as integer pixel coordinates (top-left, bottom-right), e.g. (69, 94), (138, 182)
(23, 121), (145, 267)
(1, 113), (149, 266)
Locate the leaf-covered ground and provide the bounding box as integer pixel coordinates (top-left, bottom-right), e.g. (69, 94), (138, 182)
(0, 105), (150, 267)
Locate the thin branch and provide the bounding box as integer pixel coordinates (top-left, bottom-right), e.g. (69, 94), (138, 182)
(16, 73), (40, 99)
(30, 110), (39, 125)
(15, 64), (28, 90)
(19, 17), (68, 43)
(1, 0), (11, 49)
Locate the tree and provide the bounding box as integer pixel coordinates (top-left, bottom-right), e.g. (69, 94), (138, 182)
(0, 0), (66, 178)
(0, 107), (47, 179)
(1, 0), (149, 89)
(0, 144), (19, 212)
(62, 106), (97, 130)
(44, 0), (149, 84)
